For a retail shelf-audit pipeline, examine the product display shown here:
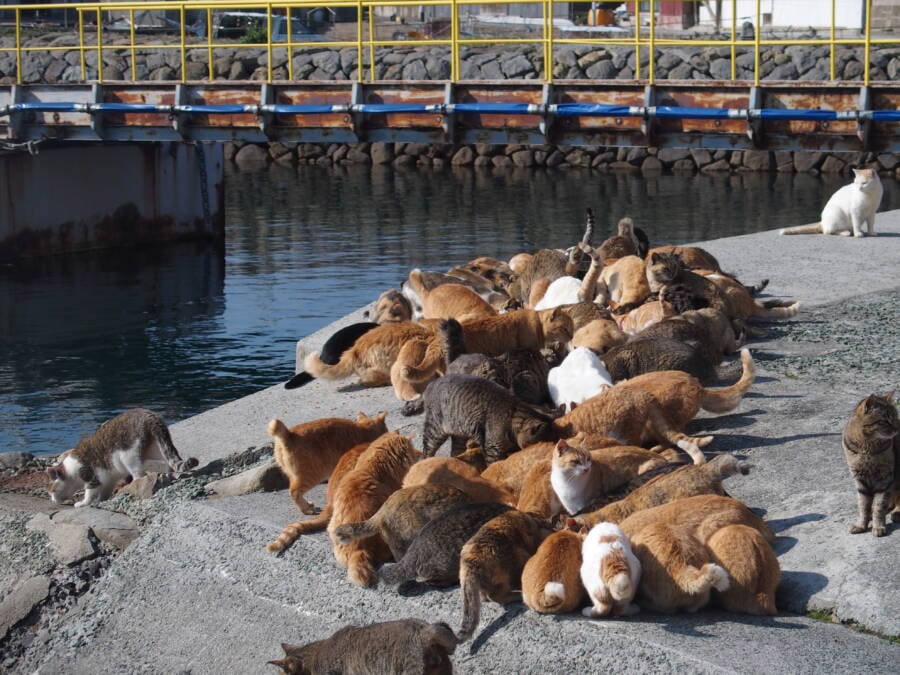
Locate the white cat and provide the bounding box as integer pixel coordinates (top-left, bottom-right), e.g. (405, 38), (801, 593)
(780, 168), (883, 237)
(547, 347), (613, 413)
(534, 276), (583, 310)
(580, 522), (641, 618)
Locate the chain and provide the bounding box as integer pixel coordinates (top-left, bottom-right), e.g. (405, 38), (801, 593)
(0, 138), (43, 155)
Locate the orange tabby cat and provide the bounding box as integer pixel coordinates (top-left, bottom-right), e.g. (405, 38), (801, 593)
(407, 270), (497, 323)
(578, 244), (650, 314)
(521, 524), (587, 614)
(370, 288), (414, 324)
(706, 523), (780, 615)
(701, 271), (800, 321)
(402, 456), (517, 506)
(645, 245), (722, 272)
(618, 299), (676, 334)
(304, 322), (435, 386)
(516, 459), (559, 518)
(269, 412), (388, 515)
(267, 442), (368, 553)
(553, 389), (713, 465)
(398, 308), (574, 385)
(327, 432), (424, 587)
(571, 318), (627, 354)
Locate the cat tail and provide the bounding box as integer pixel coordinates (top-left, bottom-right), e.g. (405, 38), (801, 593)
(649, 406), (713, 465)
(400, 398), (425, 417)
(398, 339), (445, 384)
(530, 581), (568, 613)
(303, 350), (357, 380)
(751, 299), (801, 319)
(267, 509), (332, 553)
(704, 452), (751, 479)
(377, 558), (415, 586)
(700, 349), (755, 413)
(332, 520), (379, 546)
(744, 278), (769, 296)
(675, 562), (730, 596)
(347, 547), (379, 587)
(152, 421), (197, 473)
(406, 268), (430, 302)
(456, 564), (483, 642)
(779, 223), (822, 235)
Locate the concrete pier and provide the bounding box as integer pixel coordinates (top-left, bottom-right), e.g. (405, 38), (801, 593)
(0, 142), (224, 260)
(6, 211), (900, 672)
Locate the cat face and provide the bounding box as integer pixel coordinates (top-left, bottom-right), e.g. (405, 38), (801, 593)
(46, 455), (80, 504)
(515, 418), (555, 449)
(372, 289), (413, 324)
(858, 392), (899, 439)
(540, 308), (575, 344)
(852, 168), (880, 192)
(648, 252), (682, 285)
(553, 441), (591, 478)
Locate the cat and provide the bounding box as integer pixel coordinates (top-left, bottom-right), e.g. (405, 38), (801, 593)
(327, 432), (424, 586)
(580, 521), (641, 618)
(332, 484), (473, 560)
(378, 502), (512, 587)
(268, 619), (458, 675)
(285, 322), (379, 389)
(268, 411), (388, 516)
(578, 246), (651, 314)
(397, 308), (574, 388)
(496, 349), (555, 406)
(644, 245), (722, 274)
(706, 523), (780, 615)
(370, 288), (414, 324)
(521, 524), (588, 614)
(701, 272), (801, 322)
(579, 453), (750, 526)
(421, 374), (557, 463)
(632, 307), (740, 363)
(554, 389), (713, 466)
(406, 271), (497, 323)
(507, 249), (571, 303)
(571, 318), (628, 354)
(402, 456), (518, 506)
(618, 300), (676, 335)
(457, 509), (553, 640)
(533, 275), (584, 310)
(47, 408), (197, 508)
(456, 256), (516, 293)
(602, 337), (740, 385)
(842, 391), (900, 537)
(547, 346), (614, 413)
(516, 459), (560, 518)
(402, 269), (499, 317)
(559, 301), (613, 332)
(780, 168), (883, 237)
(596, 217), (649, 261)
(267, 443), (368, 553)
(304, 321), (435, 386)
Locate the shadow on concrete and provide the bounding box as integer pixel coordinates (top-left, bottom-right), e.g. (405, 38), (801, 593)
(719, 432), (840, 450)
(470, 603), (527, 654)
(637, 610), (808, 638)
(777, 571), (830, 609)
(396, 580), (457, 598)
(767, 512), (826, 534)
(692, 409), (765, 432)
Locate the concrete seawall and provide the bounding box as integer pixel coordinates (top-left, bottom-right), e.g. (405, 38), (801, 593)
(3, 211), (900, 672)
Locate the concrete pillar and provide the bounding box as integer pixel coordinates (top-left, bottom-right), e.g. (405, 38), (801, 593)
(0, 142), (224, 259)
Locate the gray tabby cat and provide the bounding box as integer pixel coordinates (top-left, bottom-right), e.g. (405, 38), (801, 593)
(268, 618), (458, 675)
(843, 392), (900, 537)
(47, 408), (197, 507)
(421, 374), (557, 463)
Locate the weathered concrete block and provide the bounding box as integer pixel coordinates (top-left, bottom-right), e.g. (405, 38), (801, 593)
(26, 513), (96, 566)
(0, 575), (50, 639)
(205, 459), (288, 498)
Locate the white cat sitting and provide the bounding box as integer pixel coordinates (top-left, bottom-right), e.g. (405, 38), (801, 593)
(780, 168), (883, 237)
(580, 521), (641, 618)
(547, 347), (614, 413)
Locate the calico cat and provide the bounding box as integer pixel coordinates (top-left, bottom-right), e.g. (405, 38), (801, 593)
(304, 321), (435, 386)
(407, 271), (497, 323)
(580, 522), (641, 618)
(781, 168), (883, 237)
(378, 502), (512, 587)
(571, 318), (627, 354)
(402, 457), (518, 506)
(268, 412), (388, 516)
(521, 525), (587, 614)
(842, 391), (900, 537)
(327, 432), (424, 587)
(370, 288), (414, 324)
(547, 346), (614, 413)
(457, 510), (553, 641)
(706, 524), (780, 615)
(579, 453), (750, 526)
(602, 337), (739, 385)
(397, 308), (574, 387)
(285, 322), (379, 389)
(47, 409), (197, 508)
(268, 619), (458, 675)
(332, 484), (473, 560)
(422, 374), (557, 463)
(267, 443), (368, 553)
(554, 389), (713, 466)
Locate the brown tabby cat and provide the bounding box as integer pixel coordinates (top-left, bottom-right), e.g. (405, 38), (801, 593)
(267, 442), (368, 553)
(706, 524), (780, 615)
(370, 288), (414, 324)
(331, 484), (473, 560)
(632, 307), (740, 363)
(268, 412), (388, 516)
(407, 270), (497, 323)
(644, 245), (722, 273)
(268, 619), (458, 675)
(457, 256), (516, 292)
(422, 374), (557, 463)
(457, 510), (553, 640)
(507, 249), (570, 303)
(304, 322), (435, 386)
(579, 453), (750, 526)
(646, 252), (729, 314)
(842, 391), (900, 537)
(701, 271), (801, 321)
(521, 525), (588, 614)
(596, 217), (646, 262)
(602, 337), (737, 385)
(402, 456), (518, 506)
(553, 389), (713, 465)
(559, 301), (612, 332)
(327, 432), (424, 586)
(397, 308), (574, 387)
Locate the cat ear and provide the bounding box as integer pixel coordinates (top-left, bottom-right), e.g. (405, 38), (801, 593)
(863, 395), (878, 412)
(651, 252), (661, 263)
(881, 390), (896, 403)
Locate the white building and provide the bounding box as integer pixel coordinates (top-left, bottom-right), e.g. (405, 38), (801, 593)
(698, 1), (865, 31)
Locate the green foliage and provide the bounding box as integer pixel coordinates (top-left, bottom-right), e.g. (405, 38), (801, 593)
(239, 22), (267, 44)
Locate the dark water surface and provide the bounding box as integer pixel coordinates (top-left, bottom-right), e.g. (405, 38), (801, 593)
(3, 164), (898, 454)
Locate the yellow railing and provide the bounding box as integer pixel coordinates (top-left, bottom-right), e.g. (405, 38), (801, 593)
(0, 0), (894, 85)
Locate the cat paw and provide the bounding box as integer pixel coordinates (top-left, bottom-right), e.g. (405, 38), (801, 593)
(872, 525), (887, 537)
(853, 231), (864, 238)
(849, 524), (868, 534)
(74, 500), (89, 508)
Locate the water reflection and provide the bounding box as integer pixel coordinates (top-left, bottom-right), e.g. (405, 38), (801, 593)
(2, 163), (896, 454)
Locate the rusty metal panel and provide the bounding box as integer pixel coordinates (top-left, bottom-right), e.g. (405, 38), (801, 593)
(454, 82), (544, 132)
(361, 82), (446, 131)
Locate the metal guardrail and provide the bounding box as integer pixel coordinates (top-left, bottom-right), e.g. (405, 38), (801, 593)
(0, 0), (895, 85)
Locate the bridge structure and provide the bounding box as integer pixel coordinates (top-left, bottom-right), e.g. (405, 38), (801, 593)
(0, 0), (898, 153)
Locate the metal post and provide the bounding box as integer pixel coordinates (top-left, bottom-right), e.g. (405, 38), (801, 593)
(207, 7), (214, 80)
(863, 0), (872, 85)
(754, 0), (760, 86)
(830, 0), (836, 80)
(14, 8), (21, 85)
(129, 8), (136, 81)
